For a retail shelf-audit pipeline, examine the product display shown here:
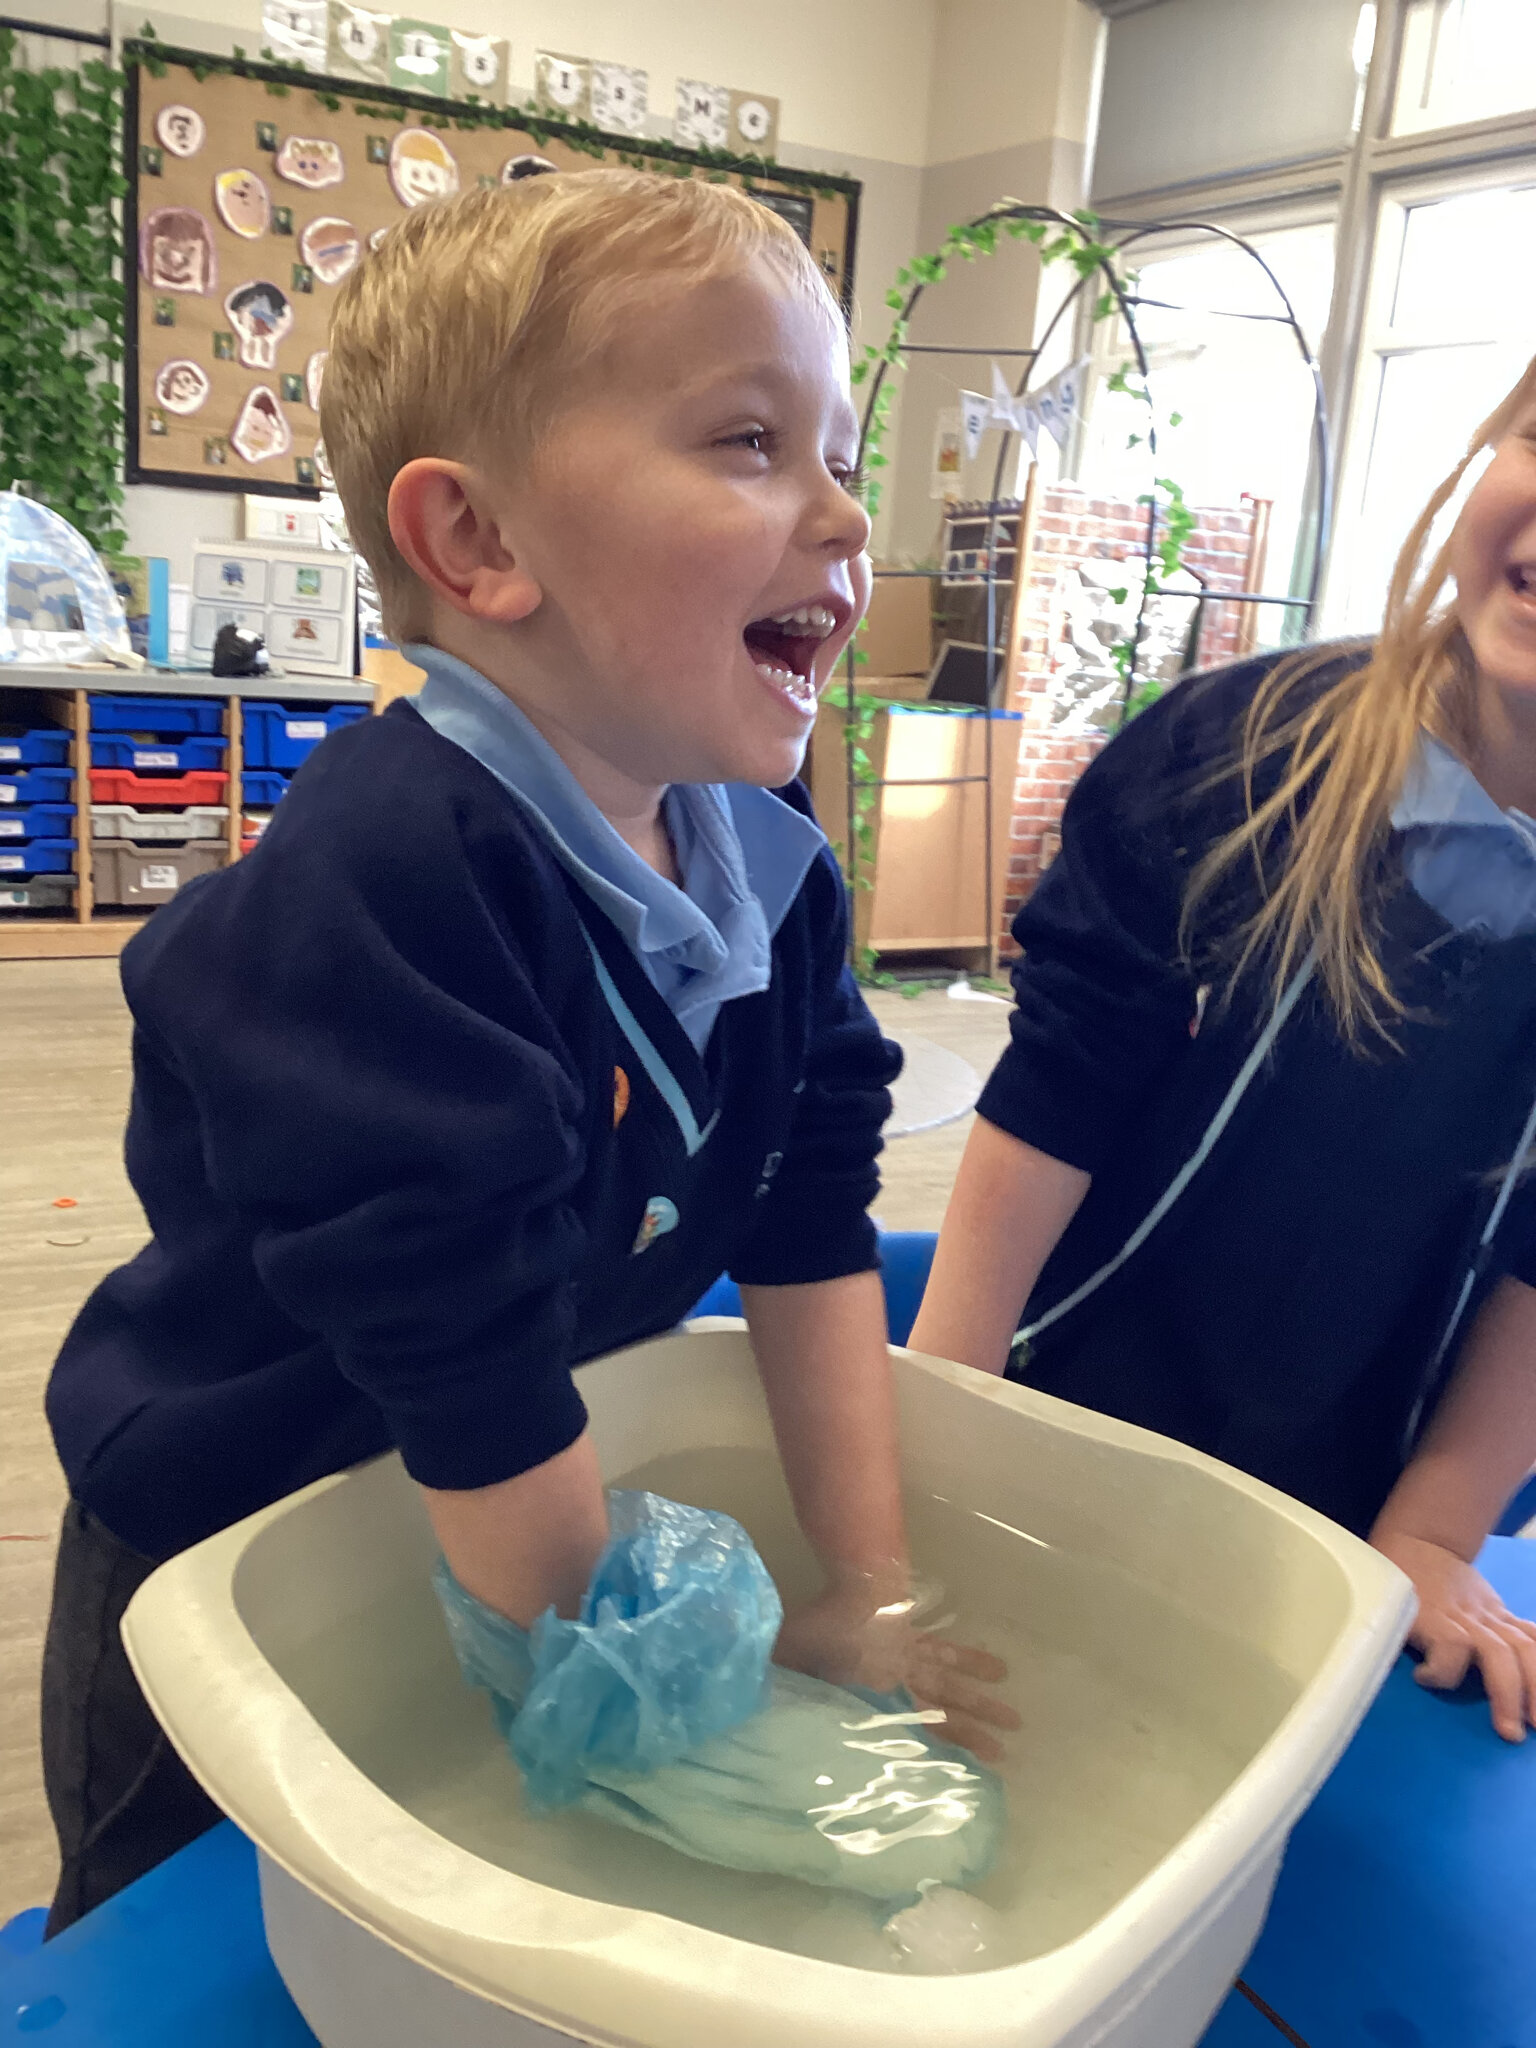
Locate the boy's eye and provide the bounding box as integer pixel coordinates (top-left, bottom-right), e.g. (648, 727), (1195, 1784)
(721, 428), (772, 456)
(836, 467), (870, 500)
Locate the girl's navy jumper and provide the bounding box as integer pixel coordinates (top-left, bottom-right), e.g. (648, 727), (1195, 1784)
(984, 651), (1536, 1534)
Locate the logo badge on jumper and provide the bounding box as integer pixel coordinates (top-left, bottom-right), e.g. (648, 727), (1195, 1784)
(632, 1195), (679, 1255)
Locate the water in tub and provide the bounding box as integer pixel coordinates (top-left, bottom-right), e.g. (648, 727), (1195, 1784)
(278, 1447), (1300, 1974)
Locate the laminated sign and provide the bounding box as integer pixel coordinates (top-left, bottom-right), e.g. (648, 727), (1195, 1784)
(389, 19), (451, 95)
(451, 31), (509, 103)
(589, 60), (647, 134)
(328, 2), (390, 85)
(535, 50), (590, 116)
(261, 0), (327, 71)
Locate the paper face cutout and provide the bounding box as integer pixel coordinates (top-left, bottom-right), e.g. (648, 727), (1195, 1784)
(274, 136), (345, 190)
(389, 129), (459, 208)
(589, 61), (648, 135)
(214, 170), (271, 240)
(156, 104), (205, 158)
(140, 207), (216, 294)
(224, 281), (294, 370)
(298, 217), (360, 285)
(674, 80), (730, 151)
(500, 154), (558, 184)
(305, 350), (328, 410)
(231, 386), (292, 464)
(368, 225), (391, 252)
(154, 359), (211, 415)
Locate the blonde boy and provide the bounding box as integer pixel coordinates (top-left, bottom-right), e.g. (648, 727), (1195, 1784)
(42, 170), (1012, 1931)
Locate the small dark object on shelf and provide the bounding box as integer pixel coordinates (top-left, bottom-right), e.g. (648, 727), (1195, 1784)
(211, 625), (269, 678)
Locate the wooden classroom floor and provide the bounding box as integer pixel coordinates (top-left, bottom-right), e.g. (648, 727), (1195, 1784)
(0, 959), (1009, 1922)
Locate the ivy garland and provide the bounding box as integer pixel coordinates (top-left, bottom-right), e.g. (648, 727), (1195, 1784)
(841, 204), (1192, 971)
(0, 30), (128, 553)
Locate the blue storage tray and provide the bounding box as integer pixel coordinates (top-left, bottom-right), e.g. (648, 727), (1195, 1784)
(241, 702), (368, 769)
(242, 770), (294, 805)
(91, 734), (228, 772)
(89, 694), (224, 737)
(0, 727), (71, 767)
(0, 801), (75, 841)
(0, 764), (74, 805)
(0, 838), (76, 874)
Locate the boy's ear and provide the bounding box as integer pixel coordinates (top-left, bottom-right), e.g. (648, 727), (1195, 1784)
(387, 459), (541, 625)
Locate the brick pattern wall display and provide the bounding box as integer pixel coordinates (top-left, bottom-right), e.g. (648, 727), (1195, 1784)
(999, 484), (1263, 954)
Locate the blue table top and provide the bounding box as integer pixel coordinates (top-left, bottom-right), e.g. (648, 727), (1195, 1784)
(6, 1538), (1535, 2048)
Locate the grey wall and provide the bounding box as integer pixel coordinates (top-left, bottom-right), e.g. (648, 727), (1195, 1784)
(1092, 0), (1362, 200)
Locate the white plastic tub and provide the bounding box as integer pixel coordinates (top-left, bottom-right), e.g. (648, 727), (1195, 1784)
(122, 1326), (1413, 2048)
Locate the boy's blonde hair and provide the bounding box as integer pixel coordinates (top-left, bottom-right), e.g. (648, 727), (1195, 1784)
(322, 167), (842, 640)
(1185, 351), (1536, 1040)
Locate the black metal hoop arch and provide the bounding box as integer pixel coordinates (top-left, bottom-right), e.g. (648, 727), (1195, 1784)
(841, 200), (1332, 970)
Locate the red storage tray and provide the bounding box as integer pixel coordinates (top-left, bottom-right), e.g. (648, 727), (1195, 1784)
(89, 768), (230, 807)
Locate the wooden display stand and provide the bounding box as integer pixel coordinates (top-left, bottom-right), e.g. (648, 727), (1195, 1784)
(0, 669), (374, 960)
(810, 698), (1023, 971)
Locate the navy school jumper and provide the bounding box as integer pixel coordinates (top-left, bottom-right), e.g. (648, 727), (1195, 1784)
(982, 649), (1536, 1535)
(46, 702), (900, 1562)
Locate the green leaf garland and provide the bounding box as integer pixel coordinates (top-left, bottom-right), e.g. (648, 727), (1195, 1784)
(0, 31), (127, 553)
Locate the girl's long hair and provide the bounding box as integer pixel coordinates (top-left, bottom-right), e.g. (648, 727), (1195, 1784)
(1182, 352), (1536, 1041)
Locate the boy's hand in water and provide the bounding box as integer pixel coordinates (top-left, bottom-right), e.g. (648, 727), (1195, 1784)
(773, 1575), (1020, 1763)
(1371, 1529), (1536, 1744)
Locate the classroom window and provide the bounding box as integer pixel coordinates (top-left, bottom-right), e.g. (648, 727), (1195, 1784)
(1325, 171), (1536, 631)
(1076, 221), (1337, 632)
(1392, 0), (1536, 136)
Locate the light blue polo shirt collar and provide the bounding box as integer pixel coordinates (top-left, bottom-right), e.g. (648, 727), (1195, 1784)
(405, 645), (824, 1046)
(1392, 732), (1536, 939)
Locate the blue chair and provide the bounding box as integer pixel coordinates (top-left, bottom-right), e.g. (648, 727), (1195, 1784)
(689, 1230), (938, 1346)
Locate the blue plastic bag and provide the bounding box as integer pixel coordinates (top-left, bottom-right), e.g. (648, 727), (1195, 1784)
(436, 1489), (780, 1808)
(434, 1489), (1004, 1902)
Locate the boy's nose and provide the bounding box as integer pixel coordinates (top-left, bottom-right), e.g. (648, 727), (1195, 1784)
(811, 472), (872, 560)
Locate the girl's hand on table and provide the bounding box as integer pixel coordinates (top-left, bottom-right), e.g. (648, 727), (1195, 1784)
(1372, 1528), (1536, 1743)
(773, 1577), (1020, 1763)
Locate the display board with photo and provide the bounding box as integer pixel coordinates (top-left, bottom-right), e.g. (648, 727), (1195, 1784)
(128, 47), (860, 497)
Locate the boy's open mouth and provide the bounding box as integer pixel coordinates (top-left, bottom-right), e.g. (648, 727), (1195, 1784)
(743, 602), (840, 708)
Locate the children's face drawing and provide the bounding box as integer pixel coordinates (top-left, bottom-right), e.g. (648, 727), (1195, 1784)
(389, 132), (459, 209)
(276, 137), (345, 189)
(224, 283), (294, 369)
(143, 209), (215, 295)
(232, 386), (292, 463)
(155, 359), (210, 415)
(453, 260), (871, 795)
(298, 218), (360, 286)
(215, 170), (271, 240)
(157, 105), (204, 157)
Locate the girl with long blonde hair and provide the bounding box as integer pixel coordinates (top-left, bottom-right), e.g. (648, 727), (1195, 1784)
(913, 354), (1536, 1742)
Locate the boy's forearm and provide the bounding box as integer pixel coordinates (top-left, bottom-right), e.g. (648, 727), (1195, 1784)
(739, 1269), (908, 1591)
(908, 1116), (1091, 1375)
(420, 1429), (609, 1627)
(1372, 1276), (1536, 1560)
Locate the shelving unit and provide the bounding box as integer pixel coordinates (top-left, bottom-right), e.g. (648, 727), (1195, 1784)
(0, 668), (375, 960)
(838, 472), (1040, 975)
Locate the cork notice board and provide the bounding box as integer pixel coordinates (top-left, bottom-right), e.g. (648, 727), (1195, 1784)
(126, 46), (861, 499)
